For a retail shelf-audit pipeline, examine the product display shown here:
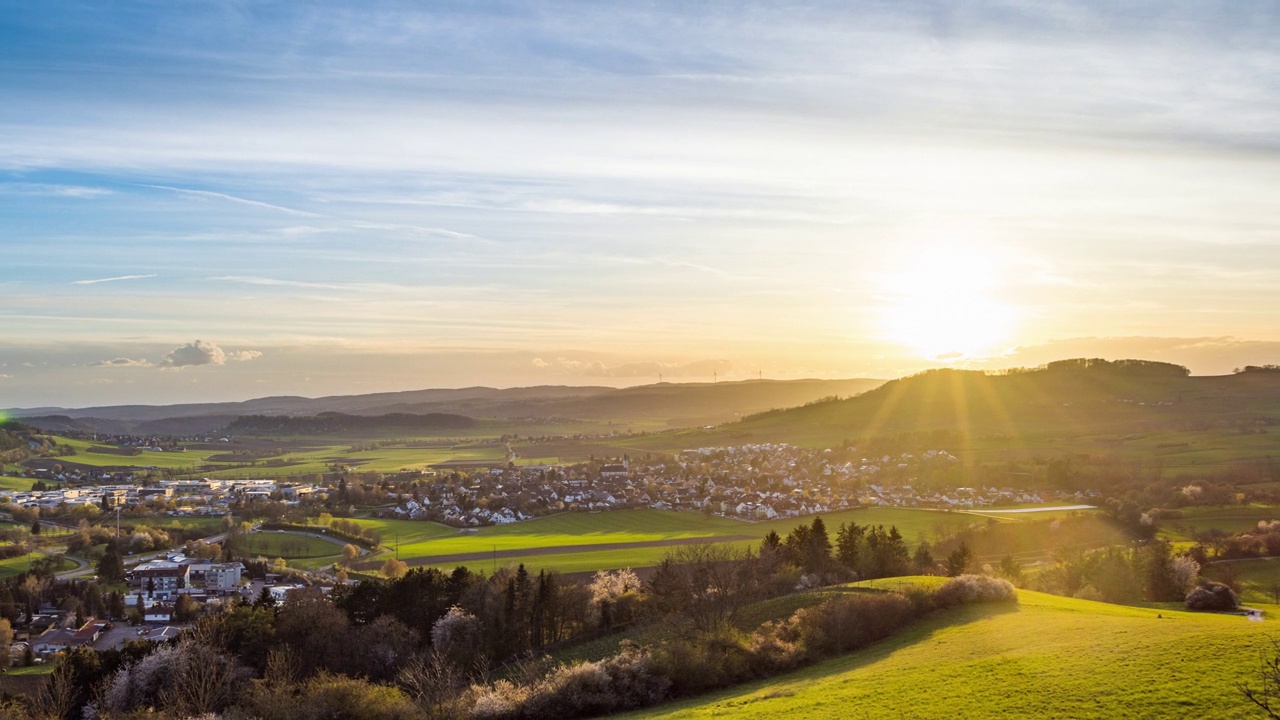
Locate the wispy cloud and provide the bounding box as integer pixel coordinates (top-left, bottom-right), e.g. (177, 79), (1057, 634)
(71, 274), (157, 285)
(1, 183), (114, 198)
(93, 357), (154, 368)
(143, 184), (319, 217)
(210, 275), (348, 291)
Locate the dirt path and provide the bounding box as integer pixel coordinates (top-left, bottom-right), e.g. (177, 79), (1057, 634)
(356, 534), (756, 571)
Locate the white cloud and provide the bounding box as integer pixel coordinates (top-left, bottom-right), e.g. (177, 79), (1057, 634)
(160, 340), (262, 369)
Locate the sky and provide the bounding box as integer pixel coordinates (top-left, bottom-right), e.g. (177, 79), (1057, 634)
(2, 1), (1279, 408)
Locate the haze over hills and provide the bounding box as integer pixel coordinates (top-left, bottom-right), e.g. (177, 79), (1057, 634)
(672, 360), (1280, 450)
(7, 378), (884, 435)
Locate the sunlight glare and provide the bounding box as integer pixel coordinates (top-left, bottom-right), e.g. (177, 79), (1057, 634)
(879, 245), (1018, 361)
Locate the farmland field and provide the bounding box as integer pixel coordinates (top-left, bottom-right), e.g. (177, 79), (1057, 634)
(236, 532), (343, 559)
(0, 475), (34, 492)
(1159, 505), (1280, 542)
(619, 587), (1270, 720)
(355, 508), (990, 573)
(27, 436), (521, 479)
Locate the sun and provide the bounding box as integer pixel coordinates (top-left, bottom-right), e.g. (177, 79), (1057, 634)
(879, 246), (1018, 361)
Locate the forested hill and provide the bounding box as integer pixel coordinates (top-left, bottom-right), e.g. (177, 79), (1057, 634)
(695, 359), (1280, 447)
(222, 412), (478, 436)
(9, 378), (883, 434)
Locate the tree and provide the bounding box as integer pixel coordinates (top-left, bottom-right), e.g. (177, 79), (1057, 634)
(913, 543), (936, 575)
(1240, 639), (1280, 719)
(98, 545), (125, 585)
(647, 543), (758, 632)
(380, 557), (408, 580)
(998, 554), (1024, 586)
(341, 543), (360, 566)
(30, 517), (41, 536)
(836, 522), (865, 574)
(945, 542), (972, 577)
(174, 594), (198, 622)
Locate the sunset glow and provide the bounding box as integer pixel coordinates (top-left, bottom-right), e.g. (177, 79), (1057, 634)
(880, 247), (1018, 361)
(1, 3), (1278, 406)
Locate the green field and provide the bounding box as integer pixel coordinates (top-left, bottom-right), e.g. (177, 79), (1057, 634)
(0, 553), (75, 579)
(236, 532), (344, 559)
(0, 475), (34, 492)
(355, 508), (988, 574)
(36, 435), (523, 479)
(1160, 505), (1280, 542)
(1203, 558), (1280, 605)
(30, 435), (567, 480)
(620, 588), (1271, 720)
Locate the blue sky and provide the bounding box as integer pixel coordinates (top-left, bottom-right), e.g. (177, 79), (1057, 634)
(2, 2), (1279, 406)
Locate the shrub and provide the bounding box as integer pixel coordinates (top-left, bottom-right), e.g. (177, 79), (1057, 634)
(789, 592), (918, 658)
(744, 620), (805, 675)
(472, 643), (669, 720)
(1185, 582), (1239, 612)
(651, 629), (756, 697)
(934, 574), (1018, 607)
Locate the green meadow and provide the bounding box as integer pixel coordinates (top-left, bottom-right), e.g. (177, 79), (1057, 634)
(357, 508), (989, 573)
(620, 588), (1271, 720)
(236, 532), (343, 559)
(1160, 505), (1280, 542)
(35, 435), (517, 479)
(0, 553), (75, 579)
(1203, 557), (1280, 605)
(0, 475), (35, 492)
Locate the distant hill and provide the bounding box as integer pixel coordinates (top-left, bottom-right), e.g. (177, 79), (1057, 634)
(224, 412), (477, 436)
(679, 359), (1280, 449)
(8, 378), (883, 435)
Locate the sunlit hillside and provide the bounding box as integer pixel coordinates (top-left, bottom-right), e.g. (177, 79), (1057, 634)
(621, 588), (1273, 720)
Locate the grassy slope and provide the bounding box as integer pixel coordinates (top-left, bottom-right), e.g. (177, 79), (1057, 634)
(621, 589), (1271, 720)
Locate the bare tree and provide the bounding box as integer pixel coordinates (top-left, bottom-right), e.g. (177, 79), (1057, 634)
(1241, 639), (1280, 719)
(399, 649), (470, 719)
(648, 543), (759, 632)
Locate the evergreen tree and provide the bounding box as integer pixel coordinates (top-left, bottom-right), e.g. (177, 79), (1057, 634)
(97, 545), (126, 585)
(808, 516), (833, 570)
(835, 522), (864, 574)
(999, 554), (1024, 586)
(913, 542), (936, 574)
(760, 530), (782, 555)
(945, 541), (973, 577)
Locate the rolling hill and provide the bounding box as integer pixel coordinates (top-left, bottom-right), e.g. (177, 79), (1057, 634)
(621, 587), (1273, 719)
(644, 360), (1280, 453)
(8, 378), (883, 435)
